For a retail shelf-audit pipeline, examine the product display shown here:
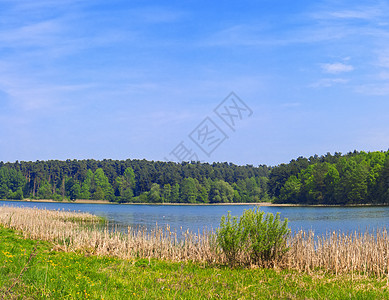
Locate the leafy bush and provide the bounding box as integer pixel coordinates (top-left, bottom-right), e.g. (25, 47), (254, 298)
(216, 212), (242, 265)
(216, 207), (290, 266)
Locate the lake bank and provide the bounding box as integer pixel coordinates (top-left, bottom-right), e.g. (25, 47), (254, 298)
(1, 205), (388, 276)
(1, 198), (113, 204)
(2, 198), (389, 207)
(1, 226), (387, 299)
(1, 210), (388, 299)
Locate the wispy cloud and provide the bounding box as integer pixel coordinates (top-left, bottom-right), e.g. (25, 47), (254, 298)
(320, 63), (354, 74)
(124, 6), (186, 24)
(281, 102), (301, 108)
(376, 51), (389, 68)
(312, 7), (384, 21)
(355, 83), (389, 96)
(378, 71), (389, 79)
(0, 19), (63, 49)
(201, 22), (354, 48)
(329, 9), (380, 20)
(310, 78), (349, 88)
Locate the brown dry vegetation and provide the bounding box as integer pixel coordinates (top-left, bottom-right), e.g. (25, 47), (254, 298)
(0, 205), (388, 277)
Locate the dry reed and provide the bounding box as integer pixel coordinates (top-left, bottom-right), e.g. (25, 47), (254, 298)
(1, 205), (388, 277)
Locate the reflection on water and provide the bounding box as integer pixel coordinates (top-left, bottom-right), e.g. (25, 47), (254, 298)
(1, 201), (389, 236)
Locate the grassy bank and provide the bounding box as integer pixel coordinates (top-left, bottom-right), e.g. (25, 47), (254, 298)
(1, 226), (389, 299)
(1, 205), (389, 276)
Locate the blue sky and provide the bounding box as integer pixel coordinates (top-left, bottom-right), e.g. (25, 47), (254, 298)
(1, 0), (389, 166)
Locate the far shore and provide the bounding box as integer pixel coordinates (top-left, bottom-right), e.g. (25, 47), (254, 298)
(1, 198), (388, 207)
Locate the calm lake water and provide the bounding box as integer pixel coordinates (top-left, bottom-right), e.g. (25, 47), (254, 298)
(1, 200), (389, 236)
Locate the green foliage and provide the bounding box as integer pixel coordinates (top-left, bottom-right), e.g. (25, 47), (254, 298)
(216, 208), (290, 266)
(239, 208), (290, 264)
(115, 167), (136, 203)
(171, 183), (180, 202)
(9, 188), (23, 200)
(0, 167), (26, 199)
(147, 183), (161, 203)
(216, 212), (242, 265)
(0, 159), (270, 203)
(209, 180), (234, 203)
(4, 150), (389, 204)
(79, 169), (93, 199)
(279, 175), (301, 203)
(180, 178), (198, 203)
(65, 177), (81, 200)
(271, 150), (389, 205)
(162, 184), (172, 203)
(93, 168), (114, 201)
(37, 181), (53, 199)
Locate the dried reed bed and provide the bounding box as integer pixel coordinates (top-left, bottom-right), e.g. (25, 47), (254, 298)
(286, 230), (389, 277)
(0, 205), (219, 263)
(1, 205), (388, 277)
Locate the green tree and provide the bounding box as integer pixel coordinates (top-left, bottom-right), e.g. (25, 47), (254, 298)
(37, 180), (52, 199)
(148, 183), (161, 203)
(93, 186), (105, 200)
(279, 175), (301, 203)
(171, 183), (180, 203)
(338, 159), (368, 204)
(181, 178), (198, 203)
(65, 177), (81, 200)
(323, 164), (340, 204)
(79, 170), (93, 199)
(93, 168), (114, 201)
(197, 186), (209, 203)
(0, 167), (26, 200)
(162, 184), (172, 203)
(375, 156), (389, 204)
(116, 167), (136, 202)
(209, 180), (234, 203)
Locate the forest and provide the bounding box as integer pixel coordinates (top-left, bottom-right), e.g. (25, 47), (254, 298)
(269, 150), (389, 205)
(0, 150), (388, 204)
(0, 159), (269, 203)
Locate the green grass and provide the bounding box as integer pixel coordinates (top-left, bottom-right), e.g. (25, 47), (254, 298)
(1, 226), (388, 299)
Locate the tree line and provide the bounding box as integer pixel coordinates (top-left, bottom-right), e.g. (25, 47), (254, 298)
(0, 159), (269, 203)
(1, 150), (389, 204)
(268, 150), (389, 205)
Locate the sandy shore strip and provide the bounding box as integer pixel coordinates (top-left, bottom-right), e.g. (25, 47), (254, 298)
(1, 199), (388, 207)
(1, 199), (290, 206)
(1, 199), (112, 204)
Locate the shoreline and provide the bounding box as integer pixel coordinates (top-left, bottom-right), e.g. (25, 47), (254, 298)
(1, 199), (112, 205)
(1, 199), (389, 207)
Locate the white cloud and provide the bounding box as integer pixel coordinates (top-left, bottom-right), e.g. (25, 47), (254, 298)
(378, 71), (389, 80)
(327, 9), (381, 20)
(310, 78), (348, 88)
(355, 83), (389, 96)
(281, 102), (301, 108)
(320, 63), (354, 74)
(377, 52), (389, 68)
(311, 2), (388, 21)
(0, 19), (63, 49)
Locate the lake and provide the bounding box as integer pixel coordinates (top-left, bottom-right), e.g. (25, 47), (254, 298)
(1, 200), (389, 236)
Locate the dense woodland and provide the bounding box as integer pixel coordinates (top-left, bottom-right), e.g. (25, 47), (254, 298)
(0, 150), (388, 204)
(0, 160), (269, 203)
(269, 150), (389, 205)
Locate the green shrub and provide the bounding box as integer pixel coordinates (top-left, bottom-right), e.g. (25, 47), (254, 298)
(216, 207), (290, 266)
(216, 212), (242, 266)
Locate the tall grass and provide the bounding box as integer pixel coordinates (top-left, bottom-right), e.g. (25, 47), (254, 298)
(287, 230), (389, 277)
(1, 205), (388, 277)
(0, 205), (217, 264)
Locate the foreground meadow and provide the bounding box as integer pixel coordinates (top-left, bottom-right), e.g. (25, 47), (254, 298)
(0, 205), (389, 299)
(1, 226), (388, 299)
